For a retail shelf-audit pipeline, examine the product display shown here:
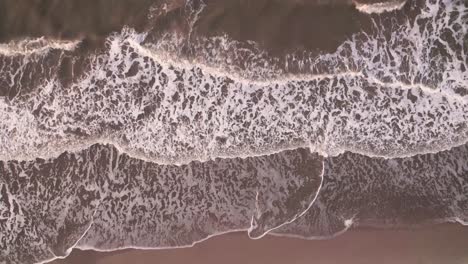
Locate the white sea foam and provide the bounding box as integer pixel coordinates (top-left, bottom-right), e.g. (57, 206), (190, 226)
(354, 0), (407, 14)
(0, 0), (466, 164)
(0, 37), (80, 56)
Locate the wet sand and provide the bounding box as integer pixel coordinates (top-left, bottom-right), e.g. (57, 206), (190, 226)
(53, 223), (468, 264)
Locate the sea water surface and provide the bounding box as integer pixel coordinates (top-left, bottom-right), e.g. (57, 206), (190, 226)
(0, 0), (467, 263)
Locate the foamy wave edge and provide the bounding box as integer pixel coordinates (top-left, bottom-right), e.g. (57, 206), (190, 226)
(4, 133), (468, 165)
(354, 0), (407, 14)
(0, 37), (81, 56)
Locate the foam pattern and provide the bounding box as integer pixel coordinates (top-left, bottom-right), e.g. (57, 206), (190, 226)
(0, 145), (322, 264)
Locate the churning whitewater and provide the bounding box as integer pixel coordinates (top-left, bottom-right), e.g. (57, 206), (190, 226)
(0, 0), (466, 163)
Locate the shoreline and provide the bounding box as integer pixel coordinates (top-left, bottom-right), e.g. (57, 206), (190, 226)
(52, 223), (468, 264)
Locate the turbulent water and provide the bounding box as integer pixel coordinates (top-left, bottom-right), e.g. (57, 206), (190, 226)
(0, 0), (467, 263)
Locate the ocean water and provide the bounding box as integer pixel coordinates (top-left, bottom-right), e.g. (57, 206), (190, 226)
(0, 0), (467, 263)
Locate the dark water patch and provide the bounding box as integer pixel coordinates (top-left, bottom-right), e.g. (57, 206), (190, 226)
(188, 0), (373, 55)
(0, 0), (155, 47)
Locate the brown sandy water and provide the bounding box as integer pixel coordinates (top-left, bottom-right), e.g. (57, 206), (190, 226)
(52, 224), (468, 264)
(189, 0), (372, 54)
(0, 0), (153, 42)
(0, 0), (384, 53)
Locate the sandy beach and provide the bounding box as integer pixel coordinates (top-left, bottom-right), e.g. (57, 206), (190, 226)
(52, 223), (468, 264)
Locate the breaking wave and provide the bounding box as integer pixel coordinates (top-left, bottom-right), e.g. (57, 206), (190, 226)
(354, 0), (407, 14)
(0, 0), (467, 164)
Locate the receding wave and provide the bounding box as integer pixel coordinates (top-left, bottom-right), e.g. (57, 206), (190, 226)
(0, 145), (323, 264)
(2, 142), (468, 263)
